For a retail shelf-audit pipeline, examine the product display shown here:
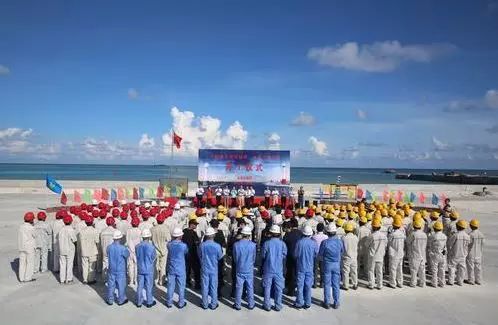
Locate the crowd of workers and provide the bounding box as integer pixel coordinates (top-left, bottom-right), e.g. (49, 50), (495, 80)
(17, 196), (485, 311)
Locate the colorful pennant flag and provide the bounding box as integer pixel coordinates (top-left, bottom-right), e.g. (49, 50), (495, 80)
(111, 189), (117, 201)
(148, 187), (155, 198)
(73, 190), (81, 203)
(157, 186), (164, 198)
(396, 190), (403, 202)
(60, 191), (67, 205)
(102, 188), (109, 201)
(410, 192), (417, 203)
(382, 190), (389, 202)
(356, 187), (364, 200)
(93, 189), (101, 201)
(440, 193), (448, 204)
(432, 193), (439, 206)
(419, 192), (426, 204)
(126, 188), (132, 199)
(133, 187), (139, 200)
(83, 189), (92, 203)
(173, 132), (182, 149)
(403, 192), (410, 202)
(366, 190), (373, 201)
(118, 188), (125, 200)
(139, 187), (145, 199)
(46, 175), (62, 194)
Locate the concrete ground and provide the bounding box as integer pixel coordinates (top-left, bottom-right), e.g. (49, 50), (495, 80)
(1, 192), (497, 325)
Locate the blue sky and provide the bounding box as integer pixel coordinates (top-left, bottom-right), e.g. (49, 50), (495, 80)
(1, 0), (498, 168)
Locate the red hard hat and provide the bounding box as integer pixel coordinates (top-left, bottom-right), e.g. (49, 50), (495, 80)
(130, 210), (138, 218)
(142, 210), (150, 219)
(63, 215), (73, 225)
(129, 203), (136, 210)
(112, 200), (119, 207)
(99, 210), (107, 219)
(195, 208), (205, 217)
(131, 217), (140, 227)
(85, 216), (94, 225)
(284, 209), (294, 218)
(24, 212), (35, 222)
(79, 212), (88, 222)
(156, 214), (165, 224)
(92, 210), (99, 218)
(69, 206), (77, 215)
(120, 211), (128, 219)
(112, 209), (120, 217)
(261, 210), (270, 219)
(306, 208), (314, 218)
(37, 211), (47, 220)
(98, 202), (105, 209)
(106, 217), (115, 226)
(80, 203), (87, 210)
(122, 205), (130, 212)
(165, 209), (173, 218)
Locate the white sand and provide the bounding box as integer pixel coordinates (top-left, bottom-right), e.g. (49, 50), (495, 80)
(0, 180), (497, 324)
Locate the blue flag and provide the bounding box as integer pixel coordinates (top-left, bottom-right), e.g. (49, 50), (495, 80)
(410, 192), (417, 202)
(46, 175), (62, 194)
(366, 190), (373, 201)
(111, 189), (117, 201)
(139, 187), (145, 199)
(432, 193), (439, 205)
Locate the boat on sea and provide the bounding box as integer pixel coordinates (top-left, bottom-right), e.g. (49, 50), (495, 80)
(384, 169), (396, 174)
(395, 171), (498, 185)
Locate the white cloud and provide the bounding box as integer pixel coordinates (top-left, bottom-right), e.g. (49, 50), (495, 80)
(308, 41), (456, 73)
(266, 132), (281, 150)
(0, 128), (36, 154)
(138, 133), (155, 149)
(163, 107), (249, 156)
(0, 65), (10, 75)
(0, 128), (30, 139)
(290, 112), (315, 126)
(308, 136), (328, 156)
(357, 109), (367, 120)
(128, 88), (139, 100)
(81, 138), (132, 160)
(485, 89), (498, 109)
(432, 136), (451, 151)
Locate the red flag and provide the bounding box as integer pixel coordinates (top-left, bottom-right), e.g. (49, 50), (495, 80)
(93, 189), (102, 200)
(74, 190), (81, 203)
(356, 187), (364, 200)
(60, 191), (67, 205)
(133, 187), (139, 200)
(157, 185), (164, 198)
(173, 132), (182, 149)
(101, 188), (109, 201)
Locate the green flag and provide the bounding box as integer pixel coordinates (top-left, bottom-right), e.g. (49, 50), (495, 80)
(83, 189), (92, 203)
(148, 187), (155, 198)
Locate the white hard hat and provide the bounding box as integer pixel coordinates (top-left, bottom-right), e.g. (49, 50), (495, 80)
(134, 200), (141, 206)
(159, 201), (166, 207)
(269, 225), (281, 234)
(205, 227), (216, 236)
(144, 202), (151, 209)
(327, 223), (337, 233)
(180, 201), (187, 207)
(302, 225), (313, 236)
(113, 230), (123, 240)
(241, 226), (252, 236)
(172, 227), (183, 238)
(151, 201), (158, 207)
(92, 199), (98, 205)
(141, 229), (152, 238)
(174, 203), (180, 210)
(121, 200), (127, 205)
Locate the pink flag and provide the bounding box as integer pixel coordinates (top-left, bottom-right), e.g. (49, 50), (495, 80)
(396, 190), (403, 202)
(356, 187), (364, 200)
(440, 193), (447, 204)
(117, 188), (125, 201)
(382, 190), (389, 202)
(419, 192), (426, 204)
(93, 189), (102, 200)
(73, 190), (82, 203)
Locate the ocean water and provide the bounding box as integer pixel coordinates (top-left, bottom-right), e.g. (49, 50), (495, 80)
(0, 163), (497, 184)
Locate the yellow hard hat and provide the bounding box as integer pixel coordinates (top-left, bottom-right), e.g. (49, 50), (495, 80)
(336, 218), (344, 227)
(359, 216), (368, 224)
(389, 198), (395, 204)
(398, 210), (405, 218)
(388, 209), (396, 218)
(235, 210), (243, 219)
(344, 222), (354, 232)
(413, 219), (423, 229)
(433, 221), (443, 231)
(450, 211), (460, 220)
(456, 219), (467, 229)
(315, 207), (322, 214)
(371, 219), (382, 228)
(189, 213), (197, 221)
(421, 210), (429, 218)
(339, 211), (347, 219)
(217, 212), (225, 220)
(366, 212), (373, 221)
(470, 219), (479, 228)
(381, 209), (388, 217)
(359, 210), (366, 218)
(430, 211), (440, 220)
(413, 212), (421, 220)
(217, 205), (225, 212)
(393, 218), (402, 228)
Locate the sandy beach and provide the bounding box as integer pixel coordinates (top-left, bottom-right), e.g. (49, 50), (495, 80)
(0, 180), (497, 324)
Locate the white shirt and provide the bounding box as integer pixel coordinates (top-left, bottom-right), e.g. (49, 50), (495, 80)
(237, 188), (245, 196)
(215, 188), (223, 196)
(264, 189), (271, 197)
(223, 188), (230, 196)
(271, 190), (279, 197)
(196, 188), (205, 196)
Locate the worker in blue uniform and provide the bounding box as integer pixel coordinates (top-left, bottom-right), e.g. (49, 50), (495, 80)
(261, 225), (287, 311)
(318, 223), (344, 309)
(135, 229), (156, 308)
(106, 230), (130, 305)
(232, 226), (256, 310)
(166, 227), (189, 308)
(198, 227), (223, 310)
(293, 226), (318, 309)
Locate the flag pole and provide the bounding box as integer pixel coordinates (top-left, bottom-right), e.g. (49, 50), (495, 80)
(169, 129), (174, 180)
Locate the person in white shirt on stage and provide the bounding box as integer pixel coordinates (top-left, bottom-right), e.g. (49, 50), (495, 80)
(264, 187), (271, 208)
(271, 188), (279, 207)
(215, 186), (223, 207)
(196, 187), (205, 208)
(237, 186), (246, 207)
(223, 186), (230, 207)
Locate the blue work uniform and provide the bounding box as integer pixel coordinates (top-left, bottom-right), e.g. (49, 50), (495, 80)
(233, 238), (257, 309)
(107, 241), (130, 304)
(166, 240), (189, 307)
(318, 236), (344, 306)
(198, 239), (223, 309)
(261, 237), (287, 311)
(294, 237), (318, 308)
(136, 240), (156, 306)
